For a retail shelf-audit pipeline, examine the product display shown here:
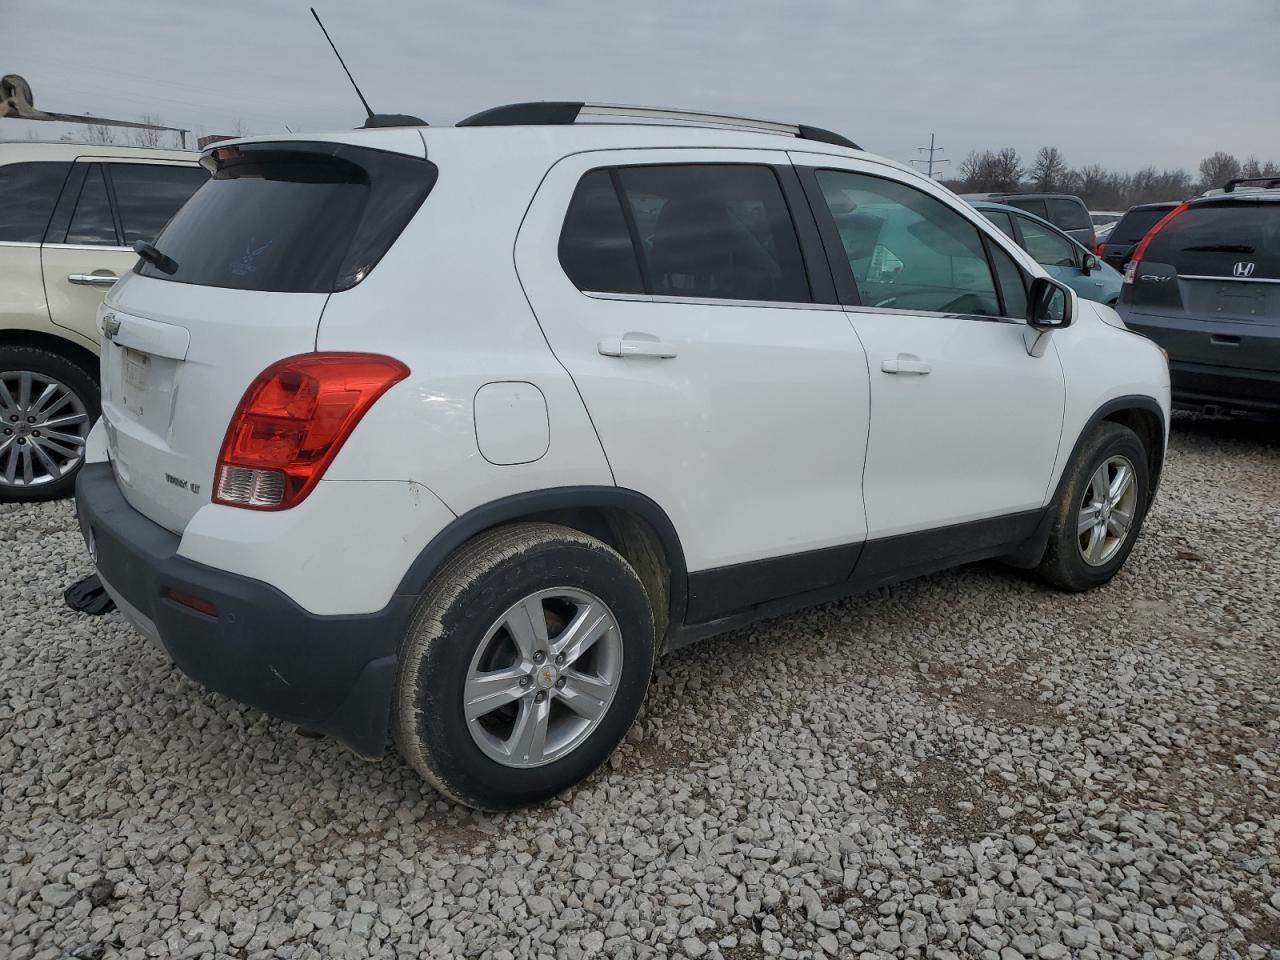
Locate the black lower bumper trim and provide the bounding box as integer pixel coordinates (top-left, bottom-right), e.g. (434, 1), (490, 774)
(73, 462), (414, 758)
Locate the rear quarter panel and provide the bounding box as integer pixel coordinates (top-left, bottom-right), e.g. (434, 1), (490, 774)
(316, 136), (614, 514)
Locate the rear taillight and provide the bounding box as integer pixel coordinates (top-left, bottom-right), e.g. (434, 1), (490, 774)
(214, 353), (409, 511)
(1093, 241), (1105, 256)
(1124, 200), (1191, 283)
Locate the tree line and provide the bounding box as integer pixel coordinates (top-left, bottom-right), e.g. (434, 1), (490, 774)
(945, 147), (1280, 210)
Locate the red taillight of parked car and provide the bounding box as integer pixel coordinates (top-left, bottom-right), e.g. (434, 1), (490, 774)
(214, 353), (409, 511)
(1123, 200), (1191, 283)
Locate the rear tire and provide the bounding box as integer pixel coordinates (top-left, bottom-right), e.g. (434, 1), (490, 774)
(394, 523), (655, 810)
(0, 347), (99, 503)
(1035, 421), (1150, 592)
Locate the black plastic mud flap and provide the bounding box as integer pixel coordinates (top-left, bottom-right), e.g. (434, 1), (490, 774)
(64, 574), (117, 616)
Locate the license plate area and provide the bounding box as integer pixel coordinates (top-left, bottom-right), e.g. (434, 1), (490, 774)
(123, 348), (150, 414)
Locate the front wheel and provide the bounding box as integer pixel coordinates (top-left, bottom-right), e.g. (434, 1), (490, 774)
(1035, 421), (1151, 591)
(394, 523), (655, 809)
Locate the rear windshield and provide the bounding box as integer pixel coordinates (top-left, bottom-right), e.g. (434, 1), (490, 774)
(137, 141), (437, 292)
(1111, 207), (1174, 245)
(1047, 198), (1091, 232)
(1143, 200), (1279, 279)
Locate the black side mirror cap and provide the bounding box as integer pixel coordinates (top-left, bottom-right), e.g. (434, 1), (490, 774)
(1028, 276), (1074, 330)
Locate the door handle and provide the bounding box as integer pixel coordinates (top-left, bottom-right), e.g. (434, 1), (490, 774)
(598, 333), (678, 359)
(881, 355), (931, 375)
(68, 274), (118, 287)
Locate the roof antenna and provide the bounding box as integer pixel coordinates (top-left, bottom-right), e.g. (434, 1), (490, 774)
(311, 7), (374, 119)
(308, 9), (426, 128)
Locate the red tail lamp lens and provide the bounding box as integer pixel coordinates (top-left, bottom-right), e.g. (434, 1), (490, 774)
(214, 353), (409, 511)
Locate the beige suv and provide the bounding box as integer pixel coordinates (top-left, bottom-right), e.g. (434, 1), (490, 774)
(0, 141), (206, 500)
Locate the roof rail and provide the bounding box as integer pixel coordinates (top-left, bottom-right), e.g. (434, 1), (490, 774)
(456, 101), (860, 150)
(1223, 175), (1280, 193)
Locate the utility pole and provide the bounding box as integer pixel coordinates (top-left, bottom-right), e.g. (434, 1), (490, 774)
(910, 133), (950, 179)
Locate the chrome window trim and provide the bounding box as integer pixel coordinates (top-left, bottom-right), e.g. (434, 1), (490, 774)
(844, 303), (1024, 325)
(581, 290), (846, 312)
(0, 240), (40, 248)
(1180, 274), (1280, 285)
(42, 243), (134, 253)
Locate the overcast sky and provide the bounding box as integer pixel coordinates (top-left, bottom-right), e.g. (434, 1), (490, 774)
(4, 0), (1278, 174)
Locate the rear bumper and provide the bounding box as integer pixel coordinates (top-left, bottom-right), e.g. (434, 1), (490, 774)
(1120, 309), (1280, 414)
(74, 462), (414, 758)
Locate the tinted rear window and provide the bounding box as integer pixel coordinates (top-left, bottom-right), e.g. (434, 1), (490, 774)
(1143, 201), (1279, 279)
(558, 169), (644, 294)
(1047, 197), (1091, 232)
(1003, 197), (1048, 220)
(0, 161), (70, 242)
(1111, 207), (1173, 245)
(137, 142), (436, 292)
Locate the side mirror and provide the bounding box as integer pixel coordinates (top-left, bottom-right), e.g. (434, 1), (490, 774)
(1081, 253), (1099, 275)
(1028, 276), (1074, 330)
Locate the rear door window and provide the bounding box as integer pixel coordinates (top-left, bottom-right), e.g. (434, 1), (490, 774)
(65, 165), (119, 246)
(0, 161), (70, 242)
(107, 164), (209, 244)
(614, 164), (811, 303)
(1046, 198), (1091, 233)
(136, 142), (437, 292)
(1142, 201), (1280, 279)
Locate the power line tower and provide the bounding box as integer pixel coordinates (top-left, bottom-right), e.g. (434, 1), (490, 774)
(910, 133), (950, 179)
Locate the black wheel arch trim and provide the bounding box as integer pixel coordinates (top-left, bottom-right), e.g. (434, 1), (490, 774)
(1062, 394), (1166, 504)
(393, 485), (690, 628)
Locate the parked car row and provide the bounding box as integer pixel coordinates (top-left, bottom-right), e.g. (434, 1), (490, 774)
(60, 102), (1171, 808)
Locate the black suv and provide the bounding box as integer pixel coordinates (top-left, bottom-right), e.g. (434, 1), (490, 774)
(1118, 181), (1280, 415)
(963, 192), (1095, 248)
(1099, 202), (1178, 273)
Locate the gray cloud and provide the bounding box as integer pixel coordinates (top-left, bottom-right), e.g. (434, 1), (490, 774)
(4, 0), (1278, 173)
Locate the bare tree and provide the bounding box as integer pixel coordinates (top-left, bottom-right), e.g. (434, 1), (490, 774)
(1241, 155), (1262, 179)
(82, 121), (118, 144)
(1030, 146), (1069, 191)
(958, 147), (1023, 192)
(1198, 151), (1241, 190)
(130, 113), (164, 148)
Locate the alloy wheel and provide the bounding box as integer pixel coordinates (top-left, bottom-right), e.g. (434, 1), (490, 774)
(463, 588), (623, 768)
(0, 370), (91, 488)
(1077, 454), (1138, 567)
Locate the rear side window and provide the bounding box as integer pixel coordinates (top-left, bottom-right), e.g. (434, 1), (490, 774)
(616, 165), (811, 303)
(1143, 201), (1280, 279)
(108, 164), (208, 244)
(1046, 198), (1091, 232)
(137, 142), (437, 292)
(982, 209), (1016, 239)
(0, 161), (70, 242)
(66, 165), (118, 246)
(1111, 207), (1174, 245)
(558, 170), (644, 294)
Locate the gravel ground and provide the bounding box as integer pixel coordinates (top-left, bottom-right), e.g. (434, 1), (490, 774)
(2, 415), (1279, 960)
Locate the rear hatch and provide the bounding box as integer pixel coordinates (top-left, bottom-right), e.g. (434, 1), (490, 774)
(1120, 196), (1280, 375)
(99, 138), (436, 532)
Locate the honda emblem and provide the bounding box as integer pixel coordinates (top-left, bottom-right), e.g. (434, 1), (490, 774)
(1232, 261), (1256, 278)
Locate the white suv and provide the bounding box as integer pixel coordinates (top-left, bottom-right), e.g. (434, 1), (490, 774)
(0, 141), (206, 500)
(73, 103), (1171, 809)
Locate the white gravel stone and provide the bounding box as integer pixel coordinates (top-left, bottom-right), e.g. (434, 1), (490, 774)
(2, 416), (1278, 960)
